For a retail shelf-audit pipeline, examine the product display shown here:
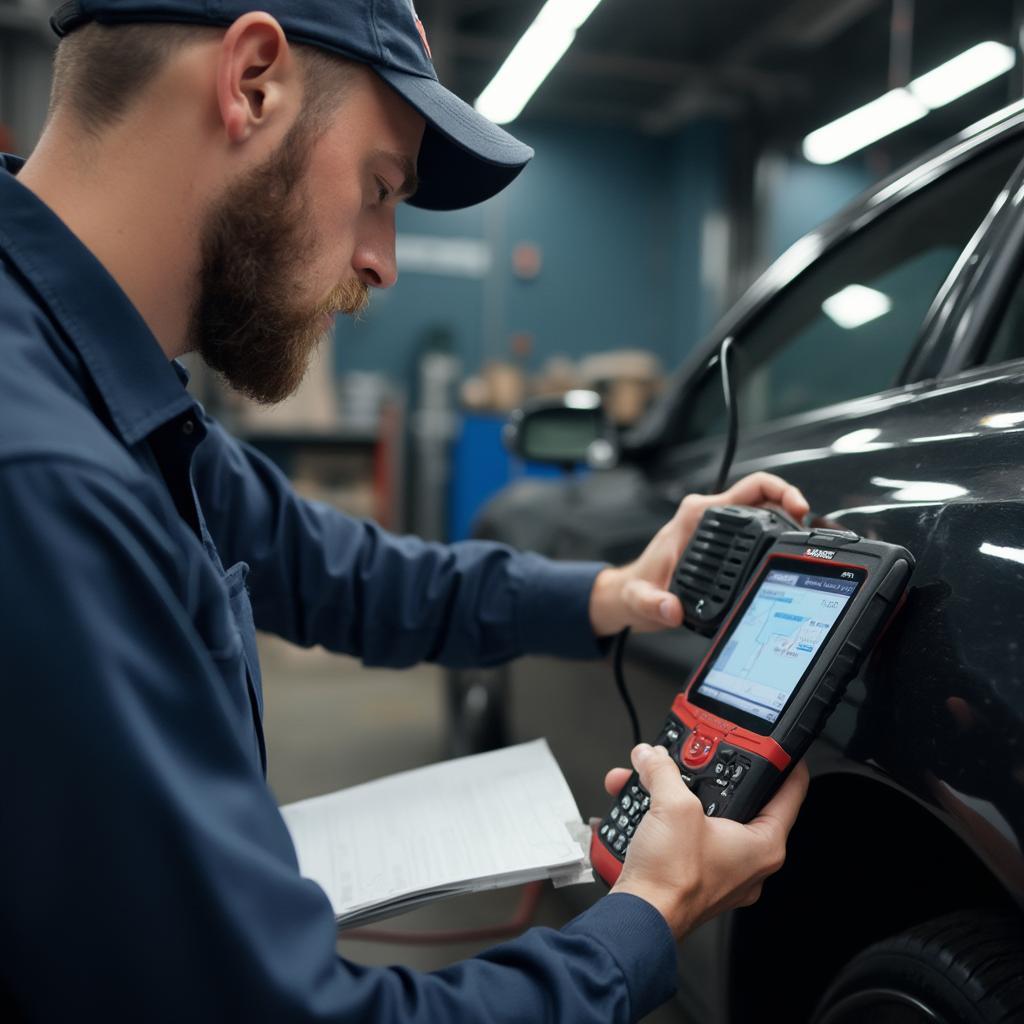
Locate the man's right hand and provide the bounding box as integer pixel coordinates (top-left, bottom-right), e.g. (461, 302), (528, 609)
(607, 744), (809, 940)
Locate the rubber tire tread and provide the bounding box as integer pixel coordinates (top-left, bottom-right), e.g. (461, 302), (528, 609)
(813, 911), (1024, 1024)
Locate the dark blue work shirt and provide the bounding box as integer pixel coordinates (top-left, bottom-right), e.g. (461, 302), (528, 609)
(0, 157), (676, 1022)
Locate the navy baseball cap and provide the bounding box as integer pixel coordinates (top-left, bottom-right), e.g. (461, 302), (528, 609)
(49, 0), (534, 210)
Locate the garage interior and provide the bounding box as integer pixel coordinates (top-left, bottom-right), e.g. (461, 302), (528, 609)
(2, 1), (1024, 1022)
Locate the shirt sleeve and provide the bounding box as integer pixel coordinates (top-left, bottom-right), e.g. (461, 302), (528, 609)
(0, 457), (676, 1023)
(190, 417), (610, 667)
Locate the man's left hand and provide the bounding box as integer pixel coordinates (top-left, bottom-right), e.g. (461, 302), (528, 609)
(588, 472), (809, 637)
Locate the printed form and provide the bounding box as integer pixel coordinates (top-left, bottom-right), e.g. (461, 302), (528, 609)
(281, 739), (593, 927)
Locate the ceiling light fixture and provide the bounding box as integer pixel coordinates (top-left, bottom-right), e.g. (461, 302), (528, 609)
(475, 0), (604, 125)
(803, 40), (1017, 165)
(909, 41), (1017, 110)
(803, 89), (928, 165)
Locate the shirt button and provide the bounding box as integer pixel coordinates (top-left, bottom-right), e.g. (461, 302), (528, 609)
(182, 419), (195, 436)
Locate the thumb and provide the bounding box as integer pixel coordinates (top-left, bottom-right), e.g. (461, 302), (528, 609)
(604, 766), (634, 796)
(631, 743), (693, 804)
(624, 579), (682, 629)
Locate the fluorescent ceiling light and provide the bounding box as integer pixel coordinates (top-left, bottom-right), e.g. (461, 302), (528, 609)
(475, 0), (604, 124)
(803, 89), (928, 164)
(910, 41), (1017, 110)
(803, 41), (1018, 165)
(821, 284), (893, 329)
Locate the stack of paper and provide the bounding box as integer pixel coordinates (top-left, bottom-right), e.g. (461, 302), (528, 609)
(280, 739), (593, 928)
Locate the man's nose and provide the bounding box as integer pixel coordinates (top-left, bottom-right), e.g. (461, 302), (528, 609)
(354, 225), (398, 290)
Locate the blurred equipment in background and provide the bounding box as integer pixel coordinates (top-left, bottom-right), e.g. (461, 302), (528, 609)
(460, 348), (660, 428)
(232, 342), (339, 433)
(577, 349), (663, 427)
(338, 371), (392, 431)
(460, 360), (527, 413)
(530, 356), (581, 398)
(448, 346), (660, 543)
(410, 333), (461, 541)
(212, 342), (405, 530)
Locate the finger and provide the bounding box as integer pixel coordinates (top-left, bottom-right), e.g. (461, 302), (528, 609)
(737, 882), (764, 908)
(604, 767), (633, 796)
(777, 481), (810, 522)
(720, 472), (809, 522)
(631, 743), (696, 807)
(623, 579), (682, 628)
(745, 761), (810, 843)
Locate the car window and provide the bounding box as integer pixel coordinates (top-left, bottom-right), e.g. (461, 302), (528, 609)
(982, 257), (1024, 366)
(678, 140), (1024, 443)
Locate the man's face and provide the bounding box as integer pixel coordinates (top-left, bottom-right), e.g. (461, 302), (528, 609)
(191, 66), (424, 404)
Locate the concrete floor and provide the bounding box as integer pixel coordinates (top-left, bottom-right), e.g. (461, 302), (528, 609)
(260, 637), (681, 1022)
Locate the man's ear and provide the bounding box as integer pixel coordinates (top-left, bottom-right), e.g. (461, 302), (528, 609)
(216, 13), (297, 144)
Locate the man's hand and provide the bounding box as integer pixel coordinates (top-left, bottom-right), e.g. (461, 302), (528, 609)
(607, 744), (809, 939)
(589, 471), (809, 636)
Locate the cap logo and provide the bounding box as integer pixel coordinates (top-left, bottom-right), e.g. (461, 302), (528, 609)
(407, 1), (432, 59)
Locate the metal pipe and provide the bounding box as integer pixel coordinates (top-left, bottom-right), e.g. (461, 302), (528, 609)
(888, 0), (915, 92)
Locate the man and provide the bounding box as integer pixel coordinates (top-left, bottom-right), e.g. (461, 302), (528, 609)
(0, 1), (811, 1020)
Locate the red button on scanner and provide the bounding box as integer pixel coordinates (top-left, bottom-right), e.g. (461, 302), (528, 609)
(683, 732), (715, 768)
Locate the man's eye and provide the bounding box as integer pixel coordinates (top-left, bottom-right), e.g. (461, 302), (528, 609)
(375, 178), (392, 204)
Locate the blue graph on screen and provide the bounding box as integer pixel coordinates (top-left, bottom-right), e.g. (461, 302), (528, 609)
(698, 571), (855, 722)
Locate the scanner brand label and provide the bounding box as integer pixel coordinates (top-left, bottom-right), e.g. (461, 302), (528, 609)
(805, 547), (836, 560)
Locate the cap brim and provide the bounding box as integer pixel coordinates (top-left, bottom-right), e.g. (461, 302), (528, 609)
(374, 67), (534, 211)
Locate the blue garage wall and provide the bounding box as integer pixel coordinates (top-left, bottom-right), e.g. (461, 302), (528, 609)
(666, 120), (731, 350)
(331, 120), (877, 396)
(496, 122), (674, 369)
(761, 156), (874, 263)
(333, 118), (733, 383)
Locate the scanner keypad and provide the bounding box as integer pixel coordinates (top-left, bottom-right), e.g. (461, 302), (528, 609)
(598, 716), (752, 861)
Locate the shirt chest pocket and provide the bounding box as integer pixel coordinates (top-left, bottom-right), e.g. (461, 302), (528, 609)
(194, 561), (266, 773)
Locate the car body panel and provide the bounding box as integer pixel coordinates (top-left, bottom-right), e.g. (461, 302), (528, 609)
(471, 102), (1024, 1021)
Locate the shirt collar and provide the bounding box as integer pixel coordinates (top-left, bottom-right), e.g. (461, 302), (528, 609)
(0, 154), (195, 446)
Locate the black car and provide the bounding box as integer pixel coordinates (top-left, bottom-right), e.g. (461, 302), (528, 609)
(458, 100), (1024, 1022)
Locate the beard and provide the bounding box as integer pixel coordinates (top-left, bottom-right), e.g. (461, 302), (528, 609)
(189, 122), (370, 405)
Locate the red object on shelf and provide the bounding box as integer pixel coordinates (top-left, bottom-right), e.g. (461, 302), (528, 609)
(373, 399), (403, 530)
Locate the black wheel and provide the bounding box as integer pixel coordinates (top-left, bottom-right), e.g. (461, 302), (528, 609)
(812, 912), (1024, 1024)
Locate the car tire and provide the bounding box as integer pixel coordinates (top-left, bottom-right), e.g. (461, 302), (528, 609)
(811, 911), (1024, 1024)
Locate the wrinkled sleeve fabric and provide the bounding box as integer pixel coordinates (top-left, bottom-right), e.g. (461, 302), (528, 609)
(0, 457), (676, 1022)
(191, 418), (609, 667)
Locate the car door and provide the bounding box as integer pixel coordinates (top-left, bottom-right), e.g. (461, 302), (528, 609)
(500, 116), (1024, 835)
(486, 119), (1024, 1024)
(847, 157), (1024, 904)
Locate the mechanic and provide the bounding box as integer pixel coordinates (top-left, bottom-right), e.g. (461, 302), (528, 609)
(0, 1), (811, 1020)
